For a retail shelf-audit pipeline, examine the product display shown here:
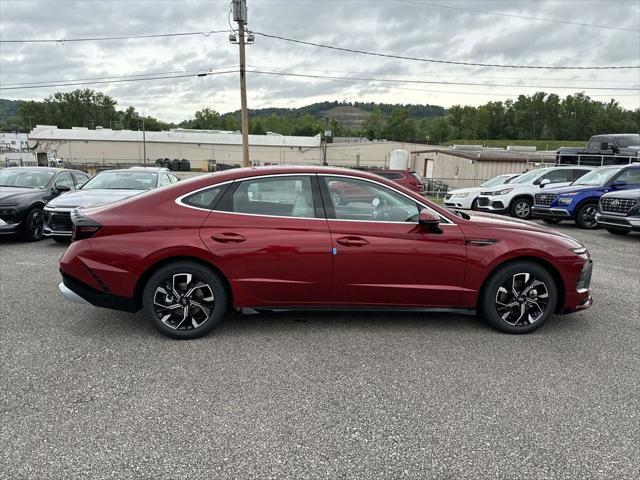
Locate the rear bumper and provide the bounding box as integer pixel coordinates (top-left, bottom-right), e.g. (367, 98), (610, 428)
(532, 207), (572, 218)
(59, 272), (139, 313)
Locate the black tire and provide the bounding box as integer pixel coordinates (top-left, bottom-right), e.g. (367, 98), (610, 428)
(509, 198), (533, 220)
(605, 227), (630, 235)
(142, 261), (229, 339)
(21, 207), (44, 241)
(53, 237), (70, 244)
(471, 198), (478, 210)
(479, 261), (558, 334)
(542, 218), (561, 224)
(575, 203), (599, 229)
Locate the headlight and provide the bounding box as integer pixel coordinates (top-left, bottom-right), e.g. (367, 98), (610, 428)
(453, 192), (470, 198)
(494, 188), (513, 196)
(558, 198), (573, 205)
(570, 246), (588, 255)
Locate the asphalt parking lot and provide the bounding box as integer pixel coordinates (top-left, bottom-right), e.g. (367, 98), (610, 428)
(1, 223), (638, 479)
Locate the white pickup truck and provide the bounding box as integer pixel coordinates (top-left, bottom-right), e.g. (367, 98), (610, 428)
(476, 166), (593, 220)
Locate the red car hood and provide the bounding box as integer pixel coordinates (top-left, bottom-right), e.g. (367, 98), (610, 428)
(459, 211), (580, 243)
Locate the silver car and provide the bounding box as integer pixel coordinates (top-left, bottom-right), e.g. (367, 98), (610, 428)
(44, 167), (178, 242)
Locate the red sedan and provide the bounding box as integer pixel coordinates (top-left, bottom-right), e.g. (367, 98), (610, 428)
(59, 166), (593, 339)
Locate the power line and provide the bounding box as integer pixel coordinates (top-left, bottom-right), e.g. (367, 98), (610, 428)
(251, 31), (640, 70)
(0, 30), (229, 44)
(396, 0), (640, 33)
(247, 64), (640, 86)
(0, 70), (237, 91)
(246, 69), (640, 91)
(0, 66), (239, 87)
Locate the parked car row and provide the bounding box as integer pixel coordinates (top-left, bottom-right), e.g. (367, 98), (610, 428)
(0, 166), (178, 242)
(443, 164), (640, 235)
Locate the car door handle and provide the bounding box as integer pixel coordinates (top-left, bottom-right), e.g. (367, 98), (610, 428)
(211, 233), (246, 243)
(336, 236), (369, 247)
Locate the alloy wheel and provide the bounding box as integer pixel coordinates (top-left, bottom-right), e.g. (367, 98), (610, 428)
(30, 209), (44, 239)
(495, 272), (550, 326)
(579, 205), (598, 228)
(152, 273), (215, 331)
(513, 201), (531, 218)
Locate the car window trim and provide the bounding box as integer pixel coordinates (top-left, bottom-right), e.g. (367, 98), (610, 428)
(175, 173), (326, 220)
(318, 174), (454, 225)
(176, 172), (454, 225)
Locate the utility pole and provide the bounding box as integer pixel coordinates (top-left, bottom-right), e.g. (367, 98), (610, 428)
(232, 0), (250, 167)
(142, 116), (147, 165)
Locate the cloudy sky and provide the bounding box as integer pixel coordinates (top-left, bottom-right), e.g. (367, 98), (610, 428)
(1, 0), (639, 122)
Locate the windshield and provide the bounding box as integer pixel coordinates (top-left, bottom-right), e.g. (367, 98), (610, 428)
(572, 168), (620, 186)
(480, 175), (515, 188)
(510, 169), (545, 184)
(81, 171), (158, 190)
(0, 169), (56, 189)
(615, 134), (640, 147)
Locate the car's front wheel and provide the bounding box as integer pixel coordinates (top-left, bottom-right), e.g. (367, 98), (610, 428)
(142, 261), (229, 339)
(479, 261), (558, 334)
(510, 198), (532, 220)
(22, 207), (44, 241)
(575, 203), (599, 229)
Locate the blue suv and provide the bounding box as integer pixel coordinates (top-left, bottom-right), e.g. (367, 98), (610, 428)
(532, 164), (640, 229)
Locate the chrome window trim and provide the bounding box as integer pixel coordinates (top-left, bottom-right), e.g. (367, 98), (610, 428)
(175, 171), (456, 225)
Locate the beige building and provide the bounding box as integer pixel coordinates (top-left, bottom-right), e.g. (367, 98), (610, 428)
(27, 126), (554, 188)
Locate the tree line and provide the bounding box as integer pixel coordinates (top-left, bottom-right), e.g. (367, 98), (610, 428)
(1, 90), (637, 144)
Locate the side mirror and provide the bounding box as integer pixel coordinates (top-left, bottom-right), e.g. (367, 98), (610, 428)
(418, 209), (441, 232)
(601, 141), (615, 151)
(54, 184), (71, 193)
(612, 180), (627, 188)
(539, 179), (551, 188)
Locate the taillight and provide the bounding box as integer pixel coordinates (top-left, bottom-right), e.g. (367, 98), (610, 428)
(71, 209), (102, 241)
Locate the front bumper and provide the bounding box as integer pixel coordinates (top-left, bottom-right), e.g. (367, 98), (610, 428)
(444, 195), (475, 209)
(0, 218), (21, 235)
(476, 196), (508, 213)
(595, 212), (640, 231)
(44, 208), (73, 237)
(532, 207), (572, 218)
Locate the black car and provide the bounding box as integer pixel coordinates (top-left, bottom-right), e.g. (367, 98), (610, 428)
(595, 188), (640, 235)
(0, 167), (90, 241)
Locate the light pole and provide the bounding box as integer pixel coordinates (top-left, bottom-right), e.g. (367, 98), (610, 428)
(231, 0), (253, 167)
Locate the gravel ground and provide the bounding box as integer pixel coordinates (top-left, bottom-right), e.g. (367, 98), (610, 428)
(1, 222), (639, 479)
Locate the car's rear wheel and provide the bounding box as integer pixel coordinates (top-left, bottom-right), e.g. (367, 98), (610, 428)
(142, 261), (229, 339)
(22, 207), (44, 241)
(575, 203), (599, 229)
(510, 198), (532, 220)
(479, 261), (558, 334)
(605, 227), (630, 235)
(542, 218), (561, 224)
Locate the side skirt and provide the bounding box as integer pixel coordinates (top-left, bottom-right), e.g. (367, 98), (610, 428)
(241, 306), (476, 316)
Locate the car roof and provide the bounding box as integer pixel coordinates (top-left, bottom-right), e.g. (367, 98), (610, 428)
(1, 166), (84, 173)
(95, 168), (161, 174)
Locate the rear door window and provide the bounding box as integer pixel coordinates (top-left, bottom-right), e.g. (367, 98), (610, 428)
(220, 176), (317, 219)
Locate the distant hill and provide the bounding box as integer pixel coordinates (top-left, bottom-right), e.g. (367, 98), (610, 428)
(223, 101), (447, 122)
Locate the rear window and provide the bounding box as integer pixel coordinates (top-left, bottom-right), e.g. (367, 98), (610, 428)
(377, 172), (404, 180)
(182, 185), (227, 210)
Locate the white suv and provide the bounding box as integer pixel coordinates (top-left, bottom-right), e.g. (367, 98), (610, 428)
(476, 166), (593, 219)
